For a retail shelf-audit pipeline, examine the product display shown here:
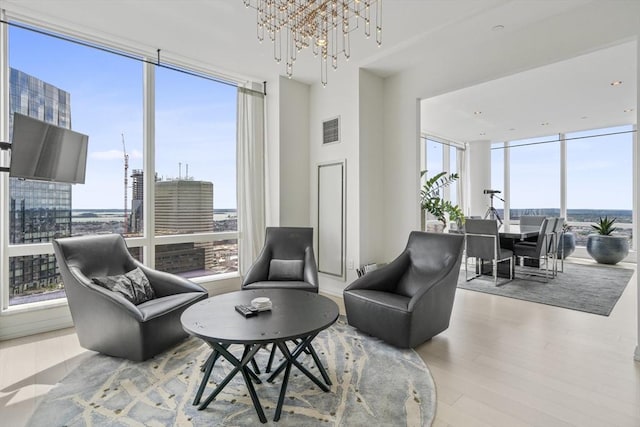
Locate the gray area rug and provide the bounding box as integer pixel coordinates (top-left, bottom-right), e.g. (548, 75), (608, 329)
(28, 317), (435, 426)
(458, 262), (634, 316)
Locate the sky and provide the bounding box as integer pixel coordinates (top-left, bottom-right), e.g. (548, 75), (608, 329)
(9, 26), (238, 210)
(491, 126), (633, 210)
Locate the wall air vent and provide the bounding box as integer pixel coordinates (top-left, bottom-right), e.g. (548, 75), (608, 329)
(322, 116), (340, 145)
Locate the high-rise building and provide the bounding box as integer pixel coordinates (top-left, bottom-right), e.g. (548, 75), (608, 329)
(155, 179), (215, 273)
(8, 68), (73, 299)
(129, 174), (217, 274)
(129, 169), (144, 233)
(155, 180), (214, 233)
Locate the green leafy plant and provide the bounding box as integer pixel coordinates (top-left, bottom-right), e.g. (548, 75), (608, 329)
(591, 216), (617, 235)
(419, 170), (465, 229)
(562, 222), (572, 233)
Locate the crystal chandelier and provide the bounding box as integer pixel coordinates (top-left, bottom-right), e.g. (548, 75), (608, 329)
(243, 0), (382, 86)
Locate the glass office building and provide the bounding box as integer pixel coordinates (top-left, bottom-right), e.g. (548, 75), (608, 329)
(8, 68), (72, 299)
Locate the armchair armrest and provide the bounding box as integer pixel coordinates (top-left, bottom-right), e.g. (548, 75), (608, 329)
(303, 247), (319, 287)
(407, 252), (459, 311)
(134, 261), (207, 297)
(344, 252), (410, 293)
(242, 248), (271, 286)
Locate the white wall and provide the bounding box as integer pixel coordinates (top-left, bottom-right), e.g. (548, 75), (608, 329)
(358, 70), (386, 265)
(278, 77), (311, 226)
(265, 77), (281, 227)
(468, 141), (492, 217)
(308, 67), (360, 296)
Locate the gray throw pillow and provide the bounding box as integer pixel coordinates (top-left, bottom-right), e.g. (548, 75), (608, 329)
(268, 259), (304, 281)
(93, 267), (156, 305)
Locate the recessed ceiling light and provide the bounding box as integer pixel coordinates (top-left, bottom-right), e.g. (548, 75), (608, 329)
(541, 122), (550, 126)
(624, 108), (634, 113)
(492, 25), (505, 31)
(479, 132), (486, 136)
(473, 111), (482, 115)
(509, 128), (516, 131)
(581, 116), (588, 119)
(610, 80), (623, 86)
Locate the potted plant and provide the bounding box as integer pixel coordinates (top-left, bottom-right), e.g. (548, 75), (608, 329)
(557, 221), (576, 259)
(419, 171), (464, 231)
(586, 216), (629, 265)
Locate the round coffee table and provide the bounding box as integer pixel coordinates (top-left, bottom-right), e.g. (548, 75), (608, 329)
(181, 289), (339, 423)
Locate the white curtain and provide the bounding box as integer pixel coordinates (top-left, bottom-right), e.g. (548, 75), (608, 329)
(237, 85), (266, 276)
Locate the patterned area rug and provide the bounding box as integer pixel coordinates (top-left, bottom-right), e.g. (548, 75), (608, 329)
(458, 261), (634, 316)
(28, 317), (436, 426)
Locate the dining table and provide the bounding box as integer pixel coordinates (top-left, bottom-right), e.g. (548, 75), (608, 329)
(499, 224), (540, 241)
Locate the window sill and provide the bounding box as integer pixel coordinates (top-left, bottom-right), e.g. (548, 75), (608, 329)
(189, 271), (240, 285)
(2, 296), (69, 316)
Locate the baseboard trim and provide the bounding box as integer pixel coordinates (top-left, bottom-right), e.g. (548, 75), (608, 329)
(320, 283), (344, 298)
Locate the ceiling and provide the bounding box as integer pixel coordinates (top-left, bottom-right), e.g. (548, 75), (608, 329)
(421, 40), (637, 143)
(1, 0), (637, 143)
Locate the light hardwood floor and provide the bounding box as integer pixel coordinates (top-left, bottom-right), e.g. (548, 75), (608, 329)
(1, 261), (639, 426)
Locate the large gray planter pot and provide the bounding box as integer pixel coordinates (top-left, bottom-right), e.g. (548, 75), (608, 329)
(586, 234), (629, 265)
(557, 232), (576, 259)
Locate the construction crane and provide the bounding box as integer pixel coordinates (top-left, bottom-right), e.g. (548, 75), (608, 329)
(122, 133), (129, 233)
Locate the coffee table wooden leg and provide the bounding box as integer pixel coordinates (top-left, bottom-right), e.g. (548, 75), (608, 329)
(306, 343), (332, 386)
(241, 364), (267, 423)
(240, 345), (262, 384)
(265, 343), (277, 373)
(197, 343), (267, 423)
(267, 339), (307, 381)
(193, 350), (216, 405)
(274, 342), (294, 422)
(269, 335), (330, 393)
(194, 343), (229, 405)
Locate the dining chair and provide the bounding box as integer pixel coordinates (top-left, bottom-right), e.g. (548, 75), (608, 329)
(519, 215), (546, 227)
(464, 218), (513, 285)
(513, 217), (553, 281)
(519, 215), (546, 243)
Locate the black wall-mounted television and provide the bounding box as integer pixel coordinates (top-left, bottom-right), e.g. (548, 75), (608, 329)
(10, 113), (89, 184)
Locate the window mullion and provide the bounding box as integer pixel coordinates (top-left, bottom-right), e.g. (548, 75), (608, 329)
(142, 60), (155, 266)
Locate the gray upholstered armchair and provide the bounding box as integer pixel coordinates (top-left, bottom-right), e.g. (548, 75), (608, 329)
(241, 226), (319, 372)
(53, 234), (208, 361)
(241, 227), (318, 293)
(343, 231), (465, 348)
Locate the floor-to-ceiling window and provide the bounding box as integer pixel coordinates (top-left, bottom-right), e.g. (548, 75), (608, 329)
(508, 134), (560, 220)
(493, 126), (635, 252)
(2, 23), (239, 309)
(566, 125), (633, 246)
(420, 135), (465, 230)
(154, 67), (238, 277)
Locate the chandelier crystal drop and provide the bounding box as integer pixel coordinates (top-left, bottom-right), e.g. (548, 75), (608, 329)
(243, 0), (382, 86)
